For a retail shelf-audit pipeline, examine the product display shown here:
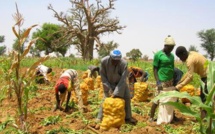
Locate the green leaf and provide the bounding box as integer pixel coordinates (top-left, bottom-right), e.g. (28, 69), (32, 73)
(152, 91), (212, 112)
(164, 101), (199, 119)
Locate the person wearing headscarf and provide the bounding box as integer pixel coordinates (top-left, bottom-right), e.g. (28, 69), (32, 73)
(54, 69), (84, 112)
(96, 49), (137, 126)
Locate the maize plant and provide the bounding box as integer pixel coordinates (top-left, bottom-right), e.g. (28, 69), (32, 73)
(7, 4), (49, 132)
(0, 58), (12, 99)
(153, 61), (215, 134)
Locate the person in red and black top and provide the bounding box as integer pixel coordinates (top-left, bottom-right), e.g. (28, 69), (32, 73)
(54, 69), (84, 112)
(128, 66), (148, 83)
(127, 66), (149, 98)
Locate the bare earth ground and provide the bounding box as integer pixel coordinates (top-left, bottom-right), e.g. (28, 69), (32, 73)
(0, 68), (199, 134)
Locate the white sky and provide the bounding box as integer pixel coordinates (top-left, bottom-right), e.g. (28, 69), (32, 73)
(1, 0), (215, 59)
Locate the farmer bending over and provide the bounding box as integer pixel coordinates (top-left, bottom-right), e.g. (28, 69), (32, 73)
(87, 65), (100, 78)
(174, 46), (208, 118)
(128, 66), (149, 98)
(35, 63), (52, 84)
(54, 69), (84, 112)
(96, 49), (137, 127)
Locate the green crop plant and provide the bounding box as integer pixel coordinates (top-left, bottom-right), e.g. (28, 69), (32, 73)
(132, 106), (145, 115)
(0, 117), (15, 131)
(41, 116), (61, 126)
(46, 126), (84, 134)
(120, 124), (134, 133)
(0, 57), (13, 99)
(153, 61), (215, 134)
(6, 4), (49, 132)
(163, 124), (186, 134)
(0, 86), (7, 105)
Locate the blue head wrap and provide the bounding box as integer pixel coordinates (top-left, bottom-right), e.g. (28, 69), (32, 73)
(110, 49), (122, 60)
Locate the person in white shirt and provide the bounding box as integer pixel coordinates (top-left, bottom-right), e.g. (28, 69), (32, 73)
(35, 64), (52, 84)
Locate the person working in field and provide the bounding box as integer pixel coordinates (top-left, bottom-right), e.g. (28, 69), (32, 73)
(35, 63), (52, 84)
(82, 65), (100, 79)
(174, 46), (208, 118)
(149, 67), (183, 122)
(96, 49), (137, 126)
(149, 35), (177, 125)
(87, 65), (100, 78)
(127, 66), (149, 98)
(54, 69), (84, 112)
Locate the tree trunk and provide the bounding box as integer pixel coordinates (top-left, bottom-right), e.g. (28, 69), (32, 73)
(86, 40), (94, 60)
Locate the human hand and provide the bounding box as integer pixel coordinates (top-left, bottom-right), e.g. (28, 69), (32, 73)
(111, 94), (115, 98)
(143, 71), (149, 82)
(156, 81), (163, 91)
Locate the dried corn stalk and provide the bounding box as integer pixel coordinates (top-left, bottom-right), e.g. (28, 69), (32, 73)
(100, 98), (125, 131)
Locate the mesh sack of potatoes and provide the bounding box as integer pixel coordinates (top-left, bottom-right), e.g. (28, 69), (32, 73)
(128, 83), (135, 98)
(84, 77), (94, 90)
(98, 82), (104, 100)
(95, 76), (102, 89)
(82, 71), (88, 79)
(71, 90), (78, 103)
(132, 82), (148, 102)
(80, 82), (89, 105)
(100, 97), (125, 131)
(180, 84), (197, 103)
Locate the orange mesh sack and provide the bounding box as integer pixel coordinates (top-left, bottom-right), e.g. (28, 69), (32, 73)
(95, 76), (102, 89)
(80, 82), (89, 105)
(180, 84), (196, 103)
(84, 77), (94, 90)
(82, 71), (88, 79)
(100, 98), (125, 131)
(132, 82), (148, 102)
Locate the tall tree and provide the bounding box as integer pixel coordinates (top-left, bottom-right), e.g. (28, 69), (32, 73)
(32, 23), (70, 56)
(0, 35), (6, 55)
(48, 0), (125, 60)
(0, 35), (5, 43)
(97, 40), (119, 58)
(198, 29), (215, 60)
(188, 45), (199, 52)
(126, 48), (142, 62)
